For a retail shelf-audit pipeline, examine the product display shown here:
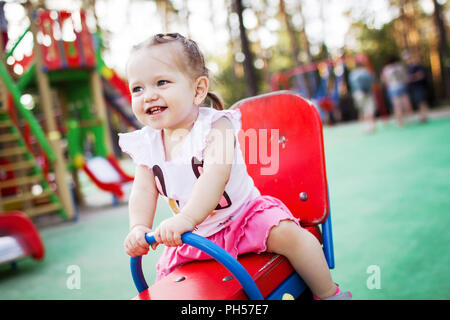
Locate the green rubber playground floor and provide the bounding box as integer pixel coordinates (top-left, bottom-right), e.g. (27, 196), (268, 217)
(1, 110), (449, 300)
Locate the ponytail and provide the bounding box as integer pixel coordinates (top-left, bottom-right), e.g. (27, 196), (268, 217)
(206, 92), (224, 110)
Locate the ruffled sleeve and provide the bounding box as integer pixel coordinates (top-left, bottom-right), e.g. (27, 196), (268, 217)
(210, 108), (241, 132)
(189, 108), (242, 161)
(118, 127), (153, 168)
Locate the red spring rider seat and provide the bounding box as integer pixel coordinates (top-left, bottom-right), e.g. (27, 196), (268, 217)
(131, 92), (335, 300)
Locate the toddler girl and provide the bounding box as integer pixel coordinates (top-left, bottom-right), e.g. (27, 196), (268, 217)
(119, 33), (351, 300)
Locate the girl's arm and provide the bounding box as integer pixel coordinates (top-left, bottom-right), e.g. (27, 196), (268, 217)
(153, 117), (235, 246)
(183, 116), (235, 223)
(124, 165), (159, 256)
(129, 165), (159, 230)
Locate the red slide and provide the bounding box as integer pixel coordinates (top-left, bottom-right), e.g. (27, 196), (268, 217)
(0, 211), (45, 265)
(82, 155), (134, 200)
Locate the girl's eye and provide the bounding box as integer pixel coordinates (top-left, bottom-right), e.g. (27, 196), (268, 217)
(157, 80), (169, 86)
(132, 86), (143, 93)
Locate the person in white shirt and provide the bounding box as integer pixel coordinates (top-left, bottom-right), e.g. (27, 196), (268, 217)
(381, 55), (413, 127)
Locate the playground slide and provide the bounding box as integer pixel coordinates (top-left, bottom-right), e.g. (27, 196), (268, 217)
(100, 65), (141, 130)
(82, 155), (134, 200)
(0, 211), (45, 265)
(102, 76), (141, 130)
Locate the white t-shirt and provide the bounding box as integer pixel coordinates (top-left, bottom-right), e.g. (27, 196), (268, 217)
(382, 62), (407, 90)
(118, 107), (260, 237)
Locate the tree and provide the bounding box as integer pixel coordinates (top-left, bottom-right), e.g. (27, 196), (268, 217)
(432, 0), (450, 100)
(233, 0), (258, 96)
(155, 0), (178, 33)
(296, 1), (313, 64)
(279, 0), (300, 66)
(385, 0), (449, 101)
(155, 0), (169, 32)
(347, 20), (400, 74)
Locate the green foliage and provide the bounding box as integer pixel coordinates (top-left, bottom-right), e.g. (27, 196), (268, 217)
(213, 62), (248, 108)
(351, 21), (400, 75)
(211, 51), (265, 107)
(269, 31), (296, 72)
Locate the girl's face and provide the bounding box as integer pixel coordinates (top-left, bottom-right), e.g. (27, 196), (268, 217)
(127, 43), (207, 133)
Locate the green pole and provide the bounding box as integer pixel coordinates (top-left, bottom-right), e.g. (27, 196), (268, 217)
(6, 27), (31, 59)
(92, 123), (107, 157)
(17, 62), (36, 91)
(0, 61), (56, 162)
(66, 119), (83, 168)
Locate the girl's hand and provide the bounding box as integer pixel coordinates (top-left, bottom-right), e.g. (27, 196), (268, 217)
(124, 225), (152, 257)
(153, 214), (197, 248)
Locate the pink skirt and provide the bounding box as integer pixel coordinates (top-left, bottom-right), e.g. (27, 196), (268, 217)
(156, 195), (300, 280)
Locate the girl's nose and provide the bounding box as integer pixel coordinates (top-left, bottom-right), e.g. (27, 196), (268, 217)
(144, 91), (158, 102)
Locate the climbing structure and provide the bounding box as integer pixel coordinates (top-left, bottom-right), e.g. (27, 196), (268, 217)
(0, 3), (135, 220)
(0, 95), (65, 218)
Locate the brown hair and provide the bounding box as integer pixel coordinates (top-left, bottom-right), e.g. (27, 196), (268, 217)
(131, 33), (224, 110)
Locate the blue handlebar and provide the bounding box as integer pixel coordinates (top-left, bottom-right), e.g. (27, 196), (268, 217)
(130, 232), (264, 300)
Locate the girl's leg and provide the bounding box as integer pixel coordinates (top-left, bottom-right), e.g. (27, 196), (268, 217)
(266, 220), (337, 299)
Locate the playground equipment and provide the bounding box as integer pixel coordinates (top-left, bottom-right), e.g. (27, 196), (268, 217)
(0, 211), (44, 266)
(0, 4), (135, 219)
(0, 96), (66, 218)
(95, 46), (137, 129)
(271, 54), (387, 121)
(82, 155), (133, 201)
(63, 78), (133, 201)
(100, 67), (140, 130)
(130, 92), (335, 300)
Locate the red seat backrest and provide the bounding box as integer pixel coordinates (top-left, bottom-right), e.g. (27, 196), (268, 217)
(231, 92), (329, 226)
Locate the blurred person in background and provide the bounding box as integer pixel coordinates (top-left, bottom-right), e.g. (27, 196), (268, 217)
(403, 51), (430, 123)
(381, 55), (413, 127)
(349, 60), (377, 132)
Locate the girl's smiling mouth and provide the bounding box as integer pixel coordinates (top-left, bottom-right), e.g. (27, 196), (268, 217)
(146, 106), (168, 115)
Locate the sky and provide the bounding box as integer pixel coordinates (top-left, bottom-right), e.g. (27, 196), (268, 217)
(2, 0), (439, 78)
